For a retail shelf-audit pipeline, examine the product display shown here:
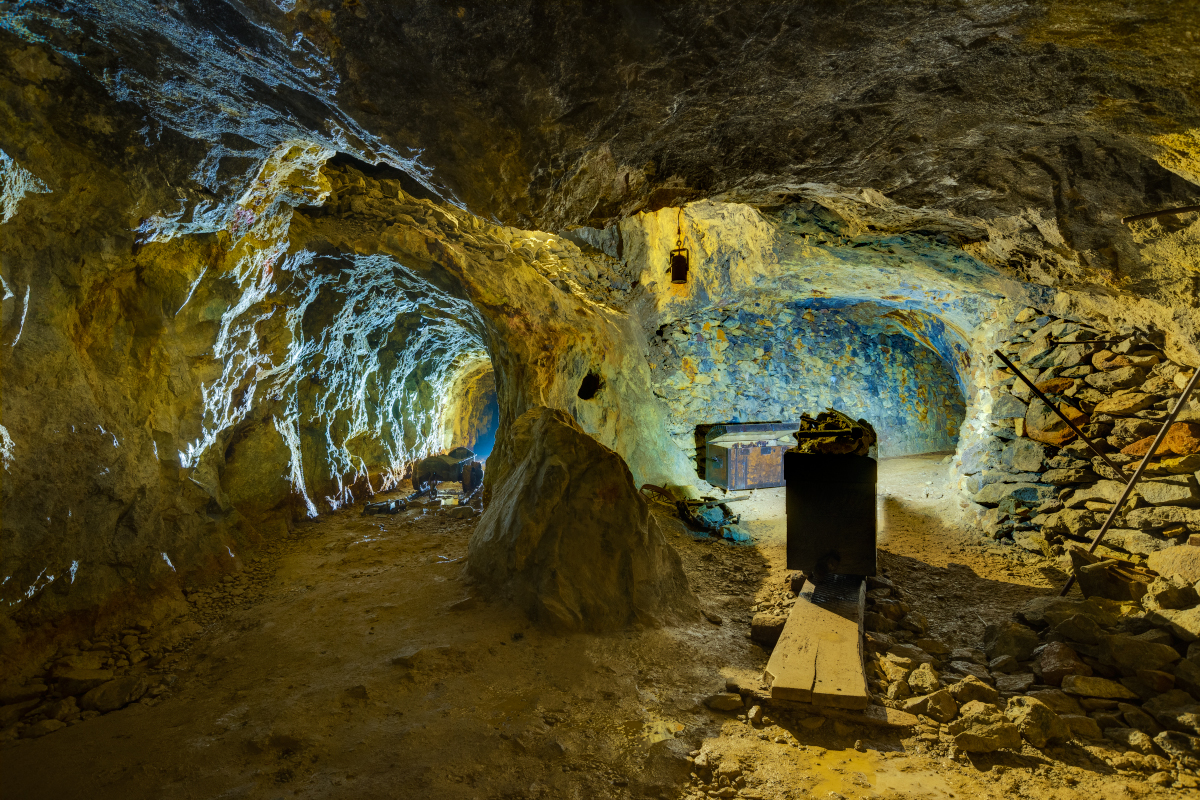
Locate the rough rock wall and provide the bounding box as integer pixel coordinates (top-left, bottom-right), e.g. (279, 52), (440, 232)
(3, 2), (1200, 677)
(969, 306), (1200, 565)
(648, 301), (966, 459)
(0, 42), (494, 675)
(288, 176), (700, 496)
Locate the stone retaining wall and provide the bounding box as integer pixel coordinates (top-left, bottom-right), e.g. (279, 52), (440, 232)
(971, 306), (1198, 563)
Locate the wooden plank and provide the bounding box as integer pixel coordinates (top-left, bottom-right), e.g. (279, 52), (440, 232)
(762, 603), (818, 702)
(762, 575), (867, 709)
(810, 575), (869, 710)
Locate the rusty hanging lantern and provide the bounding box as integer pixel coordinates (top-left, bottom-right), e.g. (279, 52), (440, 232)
(669, 207), (689, 284)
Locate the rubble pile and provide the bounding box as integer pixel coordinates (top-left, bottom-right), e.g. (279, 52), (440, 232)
(684, 750), (762, 799)
(0, 618), (199, 743)
(182, 555), (276, 625)
(967, 305), (1199, 567)
(0, 543), (293, 744)
(792, 409), (879, 457)
(864, 572), (1200, 788)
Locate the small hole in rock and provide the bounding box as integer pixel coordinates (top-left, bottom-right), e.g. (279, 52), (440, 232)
(578, 372), (602, 400)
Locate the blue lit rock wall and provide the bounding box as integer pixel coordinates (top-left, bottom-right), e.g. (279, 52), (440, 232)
(649, 301), (966, 460)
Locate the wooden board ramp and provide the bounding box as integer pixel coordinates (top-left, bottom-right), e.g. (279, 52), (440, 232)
(762, 574), (868, 710)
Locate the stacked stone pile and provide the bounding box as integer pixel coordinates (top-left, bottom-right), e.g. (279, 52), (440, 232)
(967, 306), (1200, 565)
(0, 617), (200, 743)
(864, 575), (1200, 786)
(685, 750), (754, 799)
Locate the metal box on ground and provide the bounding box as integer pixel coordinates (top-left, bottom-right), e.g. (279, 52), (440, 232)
(705, 423), (798, 491)
(785, 452), (877, 577)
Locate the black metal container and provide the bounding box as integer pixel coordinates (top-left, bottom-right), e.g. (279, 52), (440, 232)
(785, 452), (877, 577)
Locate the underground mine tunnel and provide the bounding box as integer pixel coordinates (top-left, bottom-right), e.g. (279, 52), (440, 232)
(4, 3), (1200, 799)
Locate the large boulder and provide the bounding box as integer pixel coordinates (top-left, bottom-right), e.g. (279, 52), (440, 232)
(750, 613), (786, 647)
(1099, 634), (1181, 675)
(950, 702), (1021, 753)
(1085, 366), (1148, 392)
(55, 668), (113, 697)
(467, 407), (697, 630)
(1062, 674), (1139, 700)
(1150, 607), (1200, 642)
(1126, 506), (1200, 531)
(1093, 392), (1157, 416)
(1144, 690), (1200, 735)
(947, 675), (999, 705)
(973, 482), (1053, 507)
(1175, 656), (1200, 700)
(954, 720), (1022, 753)
(903, 689), (957, 722)
(1122, 422), (1200, 458)
(1036, 642), (1092, 686)
(992, 393), (1029, 420)
(1003, 438), (1047, 473)
(1136, 477), (1200, 507)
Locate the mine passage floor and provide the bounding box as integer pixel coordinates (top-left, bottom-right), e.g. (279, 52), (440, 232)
(1, 455), (1178, 800)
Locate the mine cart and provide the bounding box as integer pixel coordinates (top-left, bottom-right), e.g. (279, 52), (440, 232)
(704, 423), (798, 491)
(784, 452), (877, 577)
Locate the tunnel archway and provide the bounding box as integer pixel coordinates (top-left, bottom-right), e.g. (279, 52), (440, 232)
(649, 298), (969, 482)
(441, 359), (500, 460)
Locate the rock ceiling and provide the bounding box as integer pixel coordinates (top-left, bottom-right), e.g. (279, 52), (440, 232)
(5, 3), (1200, 246)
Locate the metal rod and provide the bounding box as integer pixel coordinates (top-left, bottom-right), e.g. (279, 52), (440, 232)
(1060, 366), (1200, 596)
(1122, 204), (1200, 224)
(993, 350), (1131, 482)
(1047, 339), (1127, 346)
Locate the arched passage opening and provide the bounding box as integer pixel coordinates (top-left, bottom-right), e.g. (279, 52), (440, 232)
(441, 358), (500, 460)
(648, 298), (969, 482)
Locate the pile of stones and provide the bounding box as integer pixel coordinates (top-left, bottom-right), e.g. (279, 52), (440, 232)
(750, 572), (930, 648)
(0, 533), (292, 745)
(865, 575), (1200, 788)
(0, 617), (200, 743)
(967, 305), (1200, 566)
(685, 750), (763, 800)
(183, 555), (274, 623)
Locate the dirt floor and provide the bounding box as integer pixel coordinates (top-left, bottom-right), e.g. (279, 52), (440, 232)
(1, 455), (1189, 799)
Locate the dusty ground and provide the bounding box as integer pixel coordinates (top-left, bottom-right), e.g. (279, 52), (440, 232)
(1, 455), (1187, 799)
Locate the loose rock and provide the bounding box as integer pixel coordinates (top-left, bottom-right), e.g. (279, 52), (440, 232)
(1006, 696), (1068, 748)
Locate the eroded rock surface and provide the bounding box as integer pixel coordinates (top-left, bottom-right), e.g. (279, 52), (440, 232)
(468, 407), (697, 631)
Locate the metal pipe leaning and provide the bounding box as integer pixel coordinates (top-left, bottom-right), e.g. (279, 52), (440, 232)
(1059, 366), (1200, 596)
(1121, 205), (1200, 224)
(993, 349), (1131, 483)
